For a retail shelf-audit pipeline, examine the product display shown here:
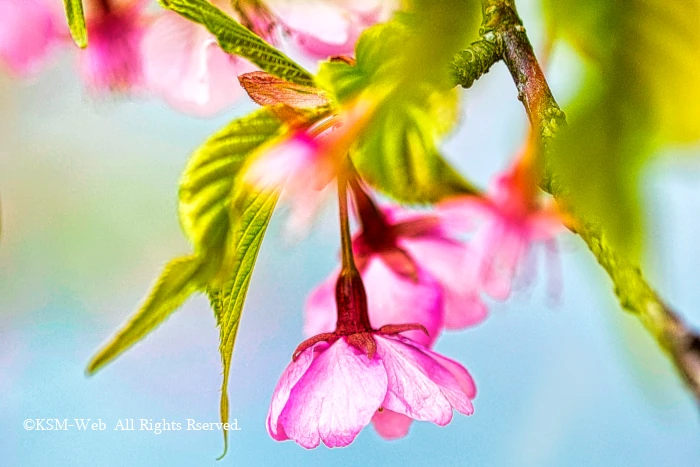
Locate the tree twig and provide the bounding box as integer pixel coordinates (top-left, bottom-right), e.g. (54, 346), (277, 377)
(451, 0), (700, 400)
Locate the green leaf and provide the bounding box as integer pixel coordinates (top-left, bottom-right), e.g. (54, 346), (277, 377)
(208, 185), (279, 459)
(178, 108), (282, 256)
(62, 0), (88, 48)
(316, 9), (478, 203)
(353, 88), (476, 203)
(543, 0), (700, 260)
(86, 255), (208, 374)
(159, 0), (313, 86)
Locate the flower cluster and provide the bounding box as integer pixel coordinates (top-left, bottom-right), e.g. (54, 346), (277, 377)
(30, 0), (569, 452)
(0, 0), (391, 115)
(246, 92), (565, 446)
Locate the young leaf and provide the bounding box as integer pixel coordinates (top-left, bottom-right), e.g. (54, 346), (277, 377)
(178, 108), (282, 256)
(209, 186), (279, 458)
(353, 90), (477, 203)
(62, 0), (88, 48)
(86, 255), (208, 374)
(238, 72), (330, 109)
(159, 0), (314, 86)
(315, 9), (478, 203)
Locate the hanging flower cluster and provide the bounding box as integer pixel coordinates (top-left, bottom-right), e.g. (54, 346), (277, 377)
(21, 0), (576, 456)
(7, 0), (700, 459)
(239, 85), (565, 446)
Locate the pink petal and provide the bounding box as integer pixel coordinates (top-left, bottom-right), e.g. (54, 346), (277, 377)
(79, 3), (146, 91)
(278, 339), (388, 448)
(142, 11), (250, 116)
(417, 344), (477, 400)
(304, 270), (338, 337)
(244, 132), (320, 191)
(371, 409), (413, 440)
(362, 258), (443, 346)
(400, 235), (487, 329)
(527, 208), (565, 241)
(374, 335), (473, 425)
(266, 342), (321, 441)
(305, 257), (444, 346)
(272, 2), (358, 57)
(437, 196), (495, 232)
(472, 220), (526, 301)
(384, 335), (475, 415)
(0, 0), (61, 76)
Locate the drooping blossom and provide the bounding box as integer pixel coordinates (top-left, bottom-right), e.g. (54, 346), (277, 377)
(304, 188), (486, 440)
(440, 139), (565, 300)
(79, 0), (148, 91)
(268, 334), (475, 448)
(268, 265), (475, 448)
(241, 95), (376, 234)
(0, 0), (62, 75)
(306, 203), (488, 348)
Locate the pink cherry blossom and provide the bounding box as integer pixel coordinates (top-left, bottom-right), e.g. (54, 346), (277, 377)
(242, 98), (375, 232)
(0, 0), (62, 76)
(79, 0), (147, 91)
(383, 206), (489, 329)
(305, 204), (487, 350)
(141, 6), (253, 115)
(269, 0), (393, 58)
(267, 333), (475, 448)
(306, 260), (443, 347)
(440, 151), (564, 300)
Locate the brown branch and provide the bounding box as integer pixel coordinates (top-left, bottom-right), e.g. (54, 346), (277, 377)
(452, 0), (700, 400)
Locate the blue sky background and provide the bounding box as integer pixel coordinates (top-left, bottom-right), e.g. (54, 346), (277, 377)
(2, 2), (700, 465)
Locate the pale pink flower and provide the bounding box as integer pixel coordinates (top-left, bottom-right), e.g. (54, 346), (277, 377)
(440, 153), (564, 300)
(242, 98), (375, 233)
(141, 7), (253, 115)
(305, 206), (487, 350)
(0, 0), (62, 75)
(267, 334), (475, 448)
(269, 0), (392, 58)
(304, 204), (486, 440)
(306, 261), (443, 348)
(79, 0), (147, 91)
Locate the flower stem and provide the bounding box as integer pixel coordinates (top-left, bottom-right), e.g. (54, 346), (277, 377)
(334, 157), (372, 335)
(337, 160), (356, 271)
(347, 162), (390, 243)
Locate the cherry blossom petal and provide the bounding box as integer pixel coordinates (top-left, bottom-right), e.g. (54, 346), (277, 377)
(527, 208), (565, 241)
(371, 409), (413, 440)
(362, 258), (443, 346)
(400, 235), (487, 329)
(0, 0), (60, 76)
(305, 259), (443, 346)
(375, 335), (473, 425)
(437, 196), (495, 232)
(142, 11), (249, 116)
(278, 339), (388, 448)
(383, 335), (475, 415)
(266, 342), (321, 441)
(244, 132), (320, 191)
(271, 1), (359, 57)
(470, 220), (525, 301)
(417, 343), (477, 400)
(304, 271), (338, 337)
(79, 3), (146, 91)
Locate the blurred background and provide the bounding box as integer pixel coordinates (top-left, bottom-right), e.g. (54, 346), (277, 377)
(2, 2), (700, 466)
